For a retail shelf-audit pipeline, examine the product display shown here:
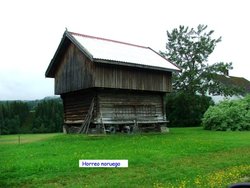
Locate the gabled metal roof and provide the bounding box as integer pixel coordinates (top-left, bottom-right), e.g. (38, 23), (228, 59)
(46, 31), (180, 77)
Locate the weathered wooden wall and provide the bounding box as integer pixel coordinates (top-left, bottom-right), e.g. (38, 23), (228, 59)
(54, 43), (94, 94)
(94, 64), (172, 92)
(94, 91), (166, 124)
(62, 89), (166, 126)
(62, 90), (96, 124)
(54, 43), (172, 95)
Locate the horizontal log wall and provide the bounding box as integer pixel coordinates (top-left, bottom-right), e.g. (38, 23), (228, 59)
(94, 91), (166, 124)
(62, 89), (166, 125)
(62, 91), (96, 123)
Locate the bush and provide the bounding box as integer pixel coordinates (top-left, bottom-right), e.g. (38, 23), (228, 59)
(202, 95), (250, 131)
(166, 92), (214, 127)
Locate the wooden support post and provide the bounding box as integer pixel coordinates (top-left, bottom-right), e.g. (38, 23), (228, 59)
(100, 112), (106, 134)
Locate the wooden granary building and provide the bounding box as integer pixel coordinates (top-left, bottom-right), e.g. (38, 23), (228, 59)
(45, 30), (180, 133)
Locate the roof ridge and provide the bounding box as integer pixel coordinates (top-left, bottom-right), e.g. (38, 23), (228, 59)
(68, 31), (148, 49)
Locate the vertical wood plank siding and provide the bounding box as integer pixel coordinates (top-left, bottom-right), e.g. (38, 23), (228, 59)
(54, 43), (94, 94)
(94, 65), (172, 92)
(53, 43), (172, 95)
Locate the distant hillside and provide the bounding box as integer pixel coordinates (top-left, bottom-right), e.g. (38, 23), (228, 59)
(0, 96), (61, 111)
(27, 96), (61, 111)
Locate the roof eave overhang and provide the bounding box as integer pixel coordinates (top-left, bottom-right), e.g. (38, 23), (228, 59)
(45, 32), (68, 78)
(148, 48), (182, 72)
(94, 59), (180, 73)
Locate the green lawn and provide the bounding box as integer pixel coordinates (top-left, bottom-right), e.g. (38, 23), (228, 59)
(1, 128), (250, 187)
(0, 133), (59, 145)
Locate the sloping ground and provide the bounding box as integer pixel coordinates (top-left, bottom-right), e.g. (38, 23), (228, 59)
(0, 128), (250, 187)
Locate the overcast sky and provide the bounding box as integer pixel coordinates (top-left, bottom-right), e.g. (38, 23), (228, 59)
(0, 0), (249, 100)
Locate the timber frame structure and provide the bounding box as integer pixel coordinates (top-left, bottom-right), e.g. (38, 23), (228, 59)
(45, 30), (180, 134)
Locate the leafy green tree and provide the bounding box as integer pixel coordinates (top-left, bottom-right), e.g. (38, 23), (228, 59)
(162, 24), (243, 96)
(166, 93), (214, 127)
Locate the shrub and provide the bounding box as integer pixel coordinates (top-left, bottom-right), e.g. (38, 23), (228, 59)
(166, 92), (214, 127)
(202, 95), (250, 131)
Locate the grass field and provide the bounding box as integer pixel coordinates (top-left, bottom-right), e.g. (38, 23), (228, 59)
(1, 128), (250, 188)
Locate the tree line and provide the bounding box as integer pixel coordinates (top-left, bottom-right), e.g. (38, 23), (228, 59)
(0, 98), (63, 135)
